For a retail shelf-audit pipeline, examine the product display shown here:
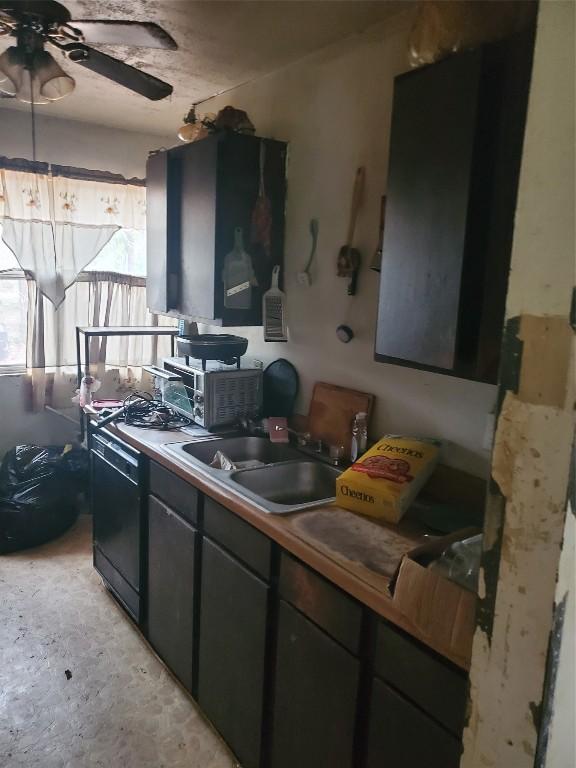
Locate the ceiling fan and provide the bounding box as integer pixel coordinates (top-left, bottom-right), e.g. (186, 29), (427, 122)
(0, 0), (177, 103)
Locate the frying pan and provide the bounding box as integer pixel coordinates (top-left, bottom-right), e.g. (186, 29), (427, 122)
(263, 358), (299, 417)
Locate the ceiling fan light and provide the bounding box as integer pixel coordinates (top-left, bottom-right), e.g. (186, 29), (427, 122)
(178, 121), (206, 142)
(178, 104), (208, 143)
(15, 73), (50, 105)
(0, 46), (25, 96)
(35, 51), (75, 101)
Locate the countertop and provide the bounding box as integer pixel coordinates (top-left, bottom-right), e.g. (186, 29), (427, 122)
(107, 422), (476, 669)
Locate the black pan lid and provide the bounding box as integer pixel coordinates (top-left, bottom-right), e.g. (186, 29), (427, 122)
(263, 358), (299, 417)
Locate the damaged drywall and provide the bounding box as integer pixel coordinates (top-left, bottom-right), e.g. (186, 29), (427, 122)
(534, 594), (567, 766)
(517, 315), (572, 408)
(462, 1), (575, 763)
(463, 370), (573, 767)
(474, 314), (572, 642)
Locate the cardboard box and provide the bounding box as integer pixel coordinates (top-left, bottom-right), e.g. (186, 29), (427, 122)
(389, 529), (479, 669)
(336, 435), (440, 523)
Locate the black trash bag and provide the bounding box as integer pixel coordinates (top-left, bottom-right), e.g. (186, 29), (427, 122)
(0, 444), (89, 555)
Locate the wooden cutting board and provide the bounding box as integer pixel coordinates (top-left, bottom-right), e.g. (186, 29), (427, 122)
(307, 381), (374, 453)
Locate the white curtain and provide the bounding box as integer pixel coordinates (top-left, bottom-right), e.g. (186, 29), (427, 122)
(0, 168), (146, 307)
(0, 164), (175, 412)
(27, 273), (176, 411)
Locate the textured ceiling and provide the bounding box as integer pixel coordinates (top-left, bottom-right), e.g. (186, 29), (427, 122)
(0, 0), (406, 135)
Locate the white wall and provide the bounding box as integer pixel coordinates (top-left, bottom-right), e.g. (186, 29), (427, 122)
(0, 108), (172, 455)
(0, 374), (77, 456)
(200, 10), (497, 477)
(0, 108), (171, 178)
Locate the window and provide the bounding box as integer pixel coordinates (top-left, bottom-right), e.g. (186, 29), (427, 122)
(85, 228), (146, 277)
(0, 227), (27, 369)
(0, 224), (147, 370)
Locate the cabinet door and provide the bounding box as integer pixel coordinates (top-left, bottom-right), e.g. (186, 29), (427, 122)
(178, 138), (219, 320)
(146, 152), (170, 313)
(366, 677), (462, 768)
(198, 537), (269, 768)
(375, 50), (482, 371)
(374, 620), (467, 735)
(271, 600), (360, 768)
(147, 494), (197, 692)
(216, 134), (287, 327)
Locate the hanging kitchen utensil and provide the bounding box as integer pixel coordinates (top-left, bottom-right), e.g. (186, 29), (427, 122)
(337, 166), (364, 295)
(370, 195), (387, 272)
(263, 358), (299, 417)
(297, 218), (319, 286)
(223, 227), (256, 310)
(251, 141), (272, 258)
(263, 265), (287, 342)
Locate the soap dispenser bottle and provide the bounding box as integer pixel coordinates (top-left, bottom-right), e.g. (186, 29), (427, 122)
(350, 412), (368, 462)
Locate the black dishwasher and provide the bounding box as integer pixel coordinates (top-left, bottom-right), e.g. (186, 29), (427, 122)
(90, 429), (144, 623)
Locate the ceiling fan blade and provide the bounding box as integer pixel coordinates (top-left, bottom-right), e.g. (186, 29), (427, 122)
(68, 20), (177, 50)
(63, 43), (173, 100)
(0, 1), (70, 24)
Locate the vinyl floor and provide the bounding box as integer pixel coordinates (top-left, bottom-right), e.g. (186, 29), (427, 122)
(0, 516), (236, 768)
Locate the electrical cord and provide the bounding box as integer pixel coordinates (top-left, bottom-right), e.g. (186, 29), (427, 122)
(122, 391), (193, 430)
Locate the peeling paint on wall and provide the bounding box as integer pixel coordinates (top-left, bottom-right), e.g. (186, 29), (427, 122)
(498, 316), (523, 404)
(517, 315), (572, 408)
(464, 390), (573, 767)
(462, 0), (575, 763)
(476, 491), (505, 637)
(473, 314), (572, 645)
(533, 593), (566, 767)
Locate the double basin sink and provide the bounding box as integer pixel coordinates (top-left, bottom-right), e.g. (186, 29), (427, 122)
(165, 436), (341, 515)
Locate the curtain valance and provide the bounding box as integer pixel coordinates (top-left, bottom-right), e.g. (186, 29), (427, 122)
(0, 168), (146, 228)
(0, 166), (146, 307)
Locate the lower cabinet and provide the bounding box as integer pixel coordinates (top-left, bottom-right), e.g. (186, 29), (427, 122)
(147, 494), (197, 692)
(270, 600), (360, 768)
(138, 466), (468, 768)
(366, 677), (462, 768)
(198, 537), (269, 768)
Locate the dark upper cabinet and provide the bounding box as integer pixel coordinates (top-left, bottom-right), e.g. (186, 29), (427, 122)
(146, 132), (287, 326)
(375, 27), (535, 382)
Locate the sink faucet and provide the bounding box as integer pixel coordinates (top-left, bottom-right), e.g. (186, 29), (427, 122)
(272, 424), (322, 451)
(239, 417), (322, 452)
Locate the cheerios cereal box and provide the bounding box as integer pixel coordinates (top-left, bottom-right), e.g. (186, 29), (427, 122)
(336, 435), (440, 523)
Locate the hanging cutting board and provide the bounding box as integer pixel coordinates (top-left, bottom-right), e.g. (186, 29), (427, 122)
(307, 381), (374, 453)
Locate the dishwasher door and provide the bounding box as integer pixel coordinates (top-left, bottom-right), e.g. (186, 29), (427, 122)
(91, 434), (141, 619)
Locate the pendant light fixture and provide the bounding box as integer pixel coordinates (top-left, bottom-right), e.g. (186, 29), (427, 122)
(178, 104), (209, 143)
(0, 29), (75, 104)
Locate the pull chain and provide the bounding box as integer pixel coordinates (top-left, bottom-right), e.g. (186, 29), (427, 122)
(29, 69), (37, 163)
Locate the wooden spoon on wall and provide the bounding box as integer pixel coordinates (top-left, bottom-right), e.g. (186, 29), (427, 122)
(337, 166), (365, 295)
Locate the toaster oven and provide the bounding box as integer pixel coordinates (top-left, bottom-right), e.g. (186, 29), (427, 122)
(161, 357), (262, 430)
